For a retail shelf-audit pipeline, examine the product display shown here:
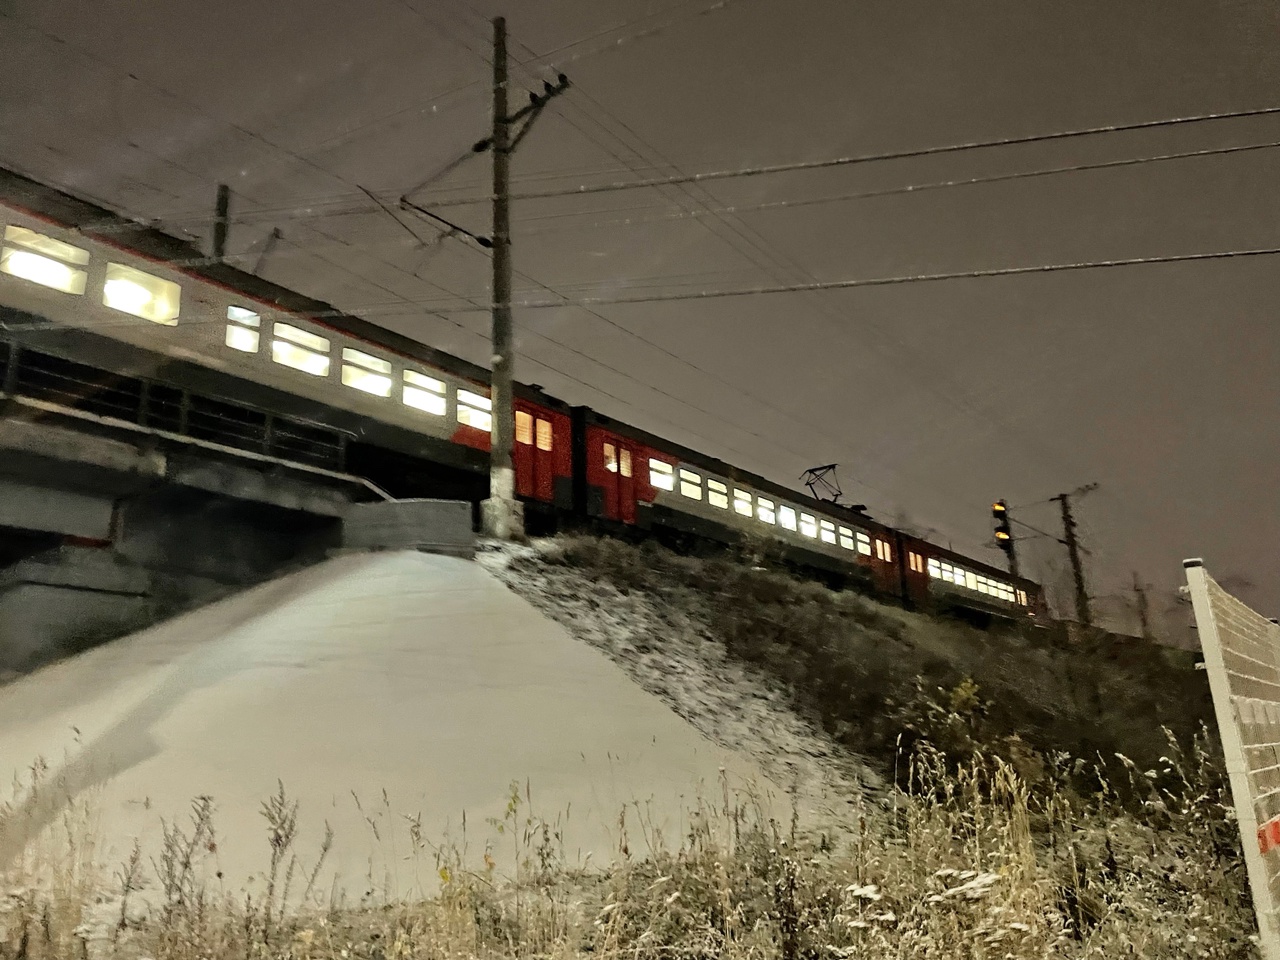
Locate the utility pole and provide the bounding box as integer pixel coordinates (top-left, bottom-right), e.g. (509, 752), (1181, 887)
(1133, 570), (1152, 640)
(213, 184), (230, 262)
(1052, 484), (1097, 626)
(480, 16), (569, 539)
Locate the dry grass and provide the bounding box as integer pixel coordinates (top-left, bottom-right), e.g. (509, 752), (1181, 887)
(0, 731), (1259, 960)
(512, 535), (1215, 783)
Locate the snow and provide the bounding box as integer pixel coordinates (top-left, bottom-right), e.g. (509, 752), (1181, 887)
(478, 540), (883, 825)
(0, 550), (780, 901)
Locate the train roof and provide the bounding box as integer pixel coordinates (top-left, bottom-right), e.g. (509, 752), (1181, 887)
(0, 165), (568, 411)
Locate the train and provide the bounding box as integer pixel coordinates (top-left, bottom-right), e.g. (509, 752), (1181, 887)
(0, 165), (1047, 620)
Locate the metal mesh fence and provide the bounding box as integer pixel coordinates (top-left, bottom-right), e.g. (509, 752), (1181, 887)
(1185, 560), (1280, 959)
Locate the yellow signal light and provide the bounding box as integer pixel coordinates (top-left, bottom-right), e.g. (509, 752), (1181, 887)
(995, 531), (1011, 541)
(992, 502), (1007, 512)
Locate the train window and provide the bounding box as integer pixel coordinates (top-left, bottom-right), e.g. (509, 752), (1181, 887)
(819, 519), (836, 544)
(1017, 589), (1028, 606)
(679, 468), (702, 500)
(1, 225), (89, 294)
(271, 322), (330, 376)
(778, 505), (797, 531)
(403, 370), (446, 415)
(733, 489), (753, 517)
(620, 448), (632, 478)
(457, 389), (492, 432)
(927, 558), (941, 578)
(838, 526), (855, 550)
(757, 497), (776, 525)
(799, 513), (819, 538)
(707, 479), (729, 509)
(104, 262), (180, 324)
(535, 418), (553, 452)
(224, 306), (260, 353)
(516, 411), (534, 445)
(603, 442), (618, 471)
(965, 571), (977, 590)
(856, 532), (872, 556)
(649, 459), (675, 491)
(341, 347), (393, 397)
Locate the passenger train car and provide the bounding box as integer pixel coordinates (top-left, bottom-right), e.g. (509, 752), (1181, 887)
(0, 166), (1047, 620)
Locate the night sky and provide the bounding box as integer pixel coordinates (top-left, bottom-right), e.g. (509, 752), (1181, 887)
(2, 0), (1277, 632)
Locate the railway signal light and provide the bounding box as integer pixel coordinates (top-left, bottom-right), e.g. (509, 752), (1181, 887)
(992, 500), (1019, 577)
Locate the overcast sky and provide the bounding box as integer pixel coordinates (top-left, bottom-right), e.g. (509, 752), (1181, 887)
(2, 0), (1277, 628)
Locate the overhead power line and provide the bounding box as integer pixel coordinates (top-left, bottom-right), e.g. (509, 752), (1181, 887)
(401, 243), (1280, 312)
(414, 104), (1280, 209)
(515, 137), (1280, 236)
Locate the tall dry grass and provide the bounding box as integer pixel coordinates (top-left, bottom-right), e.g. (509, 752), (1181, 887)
(0, 731), (1259, 960)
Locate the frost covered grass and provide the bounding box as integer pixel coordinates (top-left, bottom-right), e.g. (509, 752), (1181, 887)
(489, 534), (1215, 784)
(0, 735), (1258, 959)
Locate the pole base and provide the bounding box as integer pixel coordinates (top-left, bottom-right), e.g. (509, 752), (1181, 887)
(481, 496), (526, 541)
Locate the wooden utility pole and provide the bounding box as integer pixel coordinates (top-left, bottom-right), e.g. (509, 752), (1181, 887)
(481, 16), (569, 539)
(1053, 485), (1096, 626)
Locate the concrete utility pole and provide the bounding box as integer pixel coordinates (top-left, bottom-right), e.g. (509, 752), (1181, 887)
(1053, 484), (1097, 626)
(1133, 570), (1152, 639)
(481, 16), (569, 540)
(213, 184), (230, 262)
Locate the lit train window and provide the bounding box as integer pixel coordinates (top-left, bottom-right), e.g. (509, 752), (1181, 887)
(1017, 589), (1028, 606)
(799, 513), (819, 539)
(535, 418), (553, 452)
(707, 479), (728, 510)
(757, 497), (776, 525)
(838, 526), (855, 550)
(856, 532), (872, 556)
(272, 322), (330, 376)
(649, 459), (675, 491)
(819, 519), (836, 544)
(908, 551), (922, 573)
(603, 442), (618, 471)
(103, 262), (181, 324)
(1, 225), (89, 294)
(778, 505), (798, 531)
(517, 412), (534, 445)
(457, 389), (492, 432)
(619, 448), (632, 478)
(403, 370), (446, 415)
(224, 306), (260, 352)
(965, 570), (977, 590)
(927, 558), (941, 578)
(341, 347), (393, 397)
(679, 468), (702, 500)
(733, 489), (753, 517)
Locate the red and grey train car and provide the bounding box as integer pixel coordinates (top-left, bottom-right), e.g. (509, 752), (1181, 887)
(0, 165), (1045, 620)
(575, 408), (1046, 619)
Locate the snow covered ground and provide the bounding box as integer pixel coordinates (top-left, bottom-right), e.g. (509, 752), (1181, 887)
(0, 550), (784, 903)
(479, 540), (883, 825)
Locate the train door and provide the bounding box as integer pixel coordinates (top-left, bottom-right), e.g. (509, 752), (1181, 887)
(600, 438), (638, 523)
(514, 407), (557, 503)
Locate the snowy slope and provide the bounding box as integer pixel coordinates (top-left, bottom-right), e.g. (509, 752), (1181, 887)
(0, 551), (775, 899)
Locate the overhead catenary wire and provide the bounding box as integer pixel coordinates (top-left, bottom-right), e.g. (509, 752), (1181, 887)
(412, 103), (1280, 209)
(513, 137), (1280, 237)
(356, 243), (1280, 313)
